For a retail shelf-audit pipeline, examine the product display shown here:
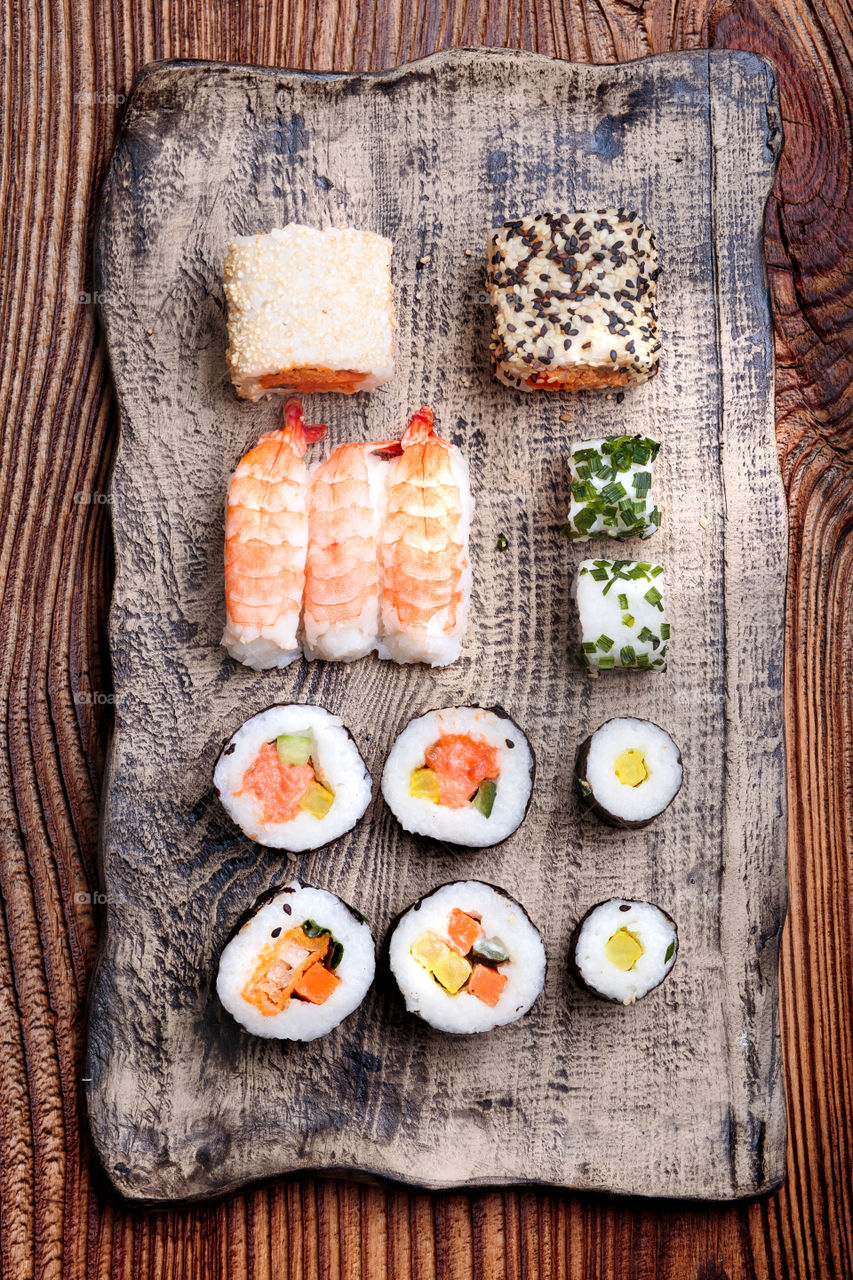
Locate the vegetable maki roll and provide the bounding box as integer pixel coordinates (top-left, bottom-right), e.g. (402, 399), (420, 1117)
(214, 705), (372, 851)
(381, 707), (535, 848)
(565, 436), (661, 541)
(217, 881), (375, 1039)
(224, 224), (395, 400)
(571, 898), (678, 1005)
(575, 559), (669, 671)
(576, 717), (683, 828)
(389, 881), (546, 1033)
(487, 210), (660, 392)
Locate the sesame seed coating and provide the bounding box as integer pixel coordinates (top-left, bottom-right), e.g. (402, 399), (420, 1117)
(486, 210), (660, 392)
(224, 224), (395, 401)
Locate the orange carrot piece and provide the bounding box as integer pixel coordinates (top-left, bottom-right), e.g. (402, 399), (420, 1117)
(294, 963), (341, 1005)
(467, 964), (507, 1007)
(447, 908), (481, 955)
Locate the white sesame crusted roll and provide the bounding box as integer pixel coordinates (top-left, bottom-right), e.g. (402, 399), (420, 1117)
(224, 224), (395, 401)
(487, 210), (660, 392)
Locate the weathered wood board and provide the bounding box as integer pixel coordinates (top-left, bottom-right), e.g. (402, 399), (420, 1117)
(88, 47), (786, 1203)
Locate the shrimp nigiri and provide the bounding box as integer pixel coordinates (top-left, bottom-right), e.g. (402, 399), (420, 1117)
(303, 441), (391, 662)
(222, 398), (326, 670)
(380, 407), (473, 666)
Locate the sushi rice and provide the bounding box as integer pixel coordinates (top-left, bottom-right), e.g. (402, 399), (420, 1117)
(381, 706), (535, 848)
(572, 898), (678, 1005)
(214, 705), (372, 851)
(389, 880), (546, 1033)
(217, 882), (375, 1040)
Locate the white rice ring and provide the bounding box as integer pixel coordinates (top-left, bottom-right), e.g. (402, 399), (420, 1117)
(576, 717), (682, 828)
(572, 898), (678, 1005)
(381, 706), (535, 849)
(388, 880), (546, 1034)
(217, 881), (375, 1040)
(214, 704), (372, 850)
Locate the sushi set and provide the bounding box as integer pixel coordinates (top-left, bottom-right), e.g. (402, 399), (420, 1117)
(88, 47), (787, 1201)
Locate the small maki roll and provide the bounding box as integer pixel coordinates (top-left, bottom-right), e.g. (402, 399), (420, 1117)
(217, 881), (375, 1040)
(565, 436), (661, 541)
(576, 717), (683, 828)
(571, 899), (678, 1005)
(575, 559), (669, 671)
(487, 210), (660, 392)
(381, 706), (535, 848)
(389, 881), (546, 1033)
(214, 705), (372, 851)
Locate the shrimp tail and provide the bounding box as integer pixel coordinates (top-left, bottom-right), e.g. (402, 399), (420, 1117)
(283, 396), (328, 454)
(400, 405), (437, 449)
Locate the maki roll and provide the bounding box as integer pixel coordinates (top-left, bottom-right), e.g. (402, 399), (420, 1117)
(381, 707), (535, 848)
(224, 224), (395, 400)
(576, 717), (683, 828)
(388, 881), (546, 1033)
(565, 435), (662, 541)
(214, 705), (372, 851)
(571, 899), (678, 1005)
(217, 881), (375, 1040)
(487, 210), (660, 392)
(575, 559), (669, 671)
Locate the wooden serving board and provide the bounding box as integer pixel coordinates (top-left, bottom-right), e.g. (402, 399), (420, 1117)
(88, 47), (787, 1203)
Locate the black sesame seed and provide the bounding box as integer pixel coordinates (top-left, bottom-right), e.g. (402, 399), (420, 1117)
(271, 927), (282, 937)
(610, 350), (617, 361)
(619, 903), (631, 913)
(616, 391), (625, 403)
(283, 903), (292, 914)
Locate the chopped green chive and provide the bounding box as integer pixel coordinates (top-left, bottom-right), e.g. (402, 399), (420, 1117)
(621, 613), (635, 627)
(597, 655), (616, 669)
(620, 645), (637, 666)
(632, 471), (651, 495)
(644, 586), (663, 608)
(660, 622), (671, 640)
(596, 634), (614, 652)
(665, 941), (675, 963)
(496, 533), (508, 551)
(618, 593), (629, 610)
(650, 564), (664, 577)
(637, 626), (656, 644)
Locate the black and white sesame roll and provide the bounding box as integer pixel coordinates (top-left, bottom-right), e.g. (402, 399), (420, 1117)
(571, 899), (678, 1005)
(487, 210), (661, 392)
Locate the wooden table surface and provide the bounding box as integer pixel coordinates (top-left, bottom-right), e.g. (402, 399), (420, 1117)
(0, 0), (850, 1276)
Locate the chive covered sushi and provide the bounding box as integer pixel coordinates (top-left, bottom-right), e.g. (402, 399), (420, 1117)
(214, 705), (372, 850)
(388, 881), (546, 1033)
(217, 882), (375, 1039)
(576, 717), (683, 828)
(571, 898), (678, 1005)
(381, 706), (535, 848)
(575, 559), (669, 671)
(565, 435), (661, 541)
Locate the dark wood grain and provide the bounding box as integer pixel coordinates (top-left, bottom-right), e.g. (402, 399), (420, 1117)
(0, 0), (850, 1275)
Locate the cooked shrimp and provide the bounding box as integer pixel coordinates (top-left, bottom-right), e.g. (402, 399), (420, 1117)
(303, 441), (390, 662)
(380, 407), (473, 666)
(222, 398), (326, 670)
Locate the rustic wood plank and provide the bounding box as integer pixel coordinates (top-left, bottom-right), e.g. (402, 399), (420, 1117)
(87, 44), (783, 1203)
(0, 0), (851, 1274)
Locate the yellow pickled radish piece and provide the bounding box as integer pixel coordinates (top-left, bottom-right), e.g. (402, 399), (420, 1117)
(605, 927), (644, 971)
(410, 931), (472, 993)
(410, 766), (440, 802)
(298, 780), (335, 818)
(614, 748), (648, 787)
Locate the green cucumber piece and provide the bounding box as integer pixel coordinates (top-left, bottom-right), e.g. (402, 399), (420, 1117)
(471, 936), (510, 964)
(276, 733), (312, 766)
(472, 779), (496, 818)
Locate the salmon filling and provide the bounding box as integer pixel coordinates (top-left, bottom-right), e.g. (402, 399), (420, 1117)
(242, 924), (342, 1014)
(258, 366), (367, 394)
(410, 908), (509, 1006)
(422, 733), (500, 808)
(236, 742), (315, 823)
